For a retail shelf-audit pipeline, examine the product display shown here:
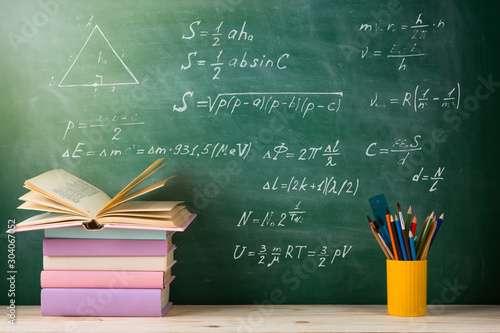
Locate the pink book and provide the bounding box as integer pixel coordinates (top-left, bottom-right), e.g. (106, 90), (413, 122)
(43, 245), (175, 271)
(43, 238), (174, 256)
(41, 287), (172, 317)
(41, 270), (175, 289)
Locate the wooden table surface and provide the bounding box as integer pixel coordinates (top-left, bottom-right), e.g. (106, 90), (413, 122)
(1, 305), (499, 333)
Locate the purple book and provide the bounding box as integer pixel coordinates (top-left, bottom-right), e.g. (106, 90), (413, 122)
(41, 287), (172, 317)
(43, 238), (173, 256)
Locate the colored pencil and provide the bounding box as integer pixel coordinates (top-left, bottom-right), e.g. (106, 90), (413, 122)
(376, 215), (392, 248)
(410, 214), (417, 236)
(394, 214), (408, 261)
(405, 206), (412, 233)
(419, 220), (437, 260)
(396, 203), (405, 232)
(417, 215), (436, 259)
(367, 200), (443, 262)
(385, 206), (399, 260)
(409, 231), (417, 260)
(429, 213), (444, 249)
(367, 215), (377, 229)
(368, 215), (384, 244)
(416, 212), (434, 257)
(390, 213), (403, 261)
(371, 226), (394, 260)
(397, 204), (412, 260)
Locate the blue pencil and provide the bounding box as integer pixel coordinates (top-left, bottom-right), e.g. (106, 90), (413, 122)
(409, 231), (417, 260)
(376, 215), (392, 248)
(394, 214), (408, 261)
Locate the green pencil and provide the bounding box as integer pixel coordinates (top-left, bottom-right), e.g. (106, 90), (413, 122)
(416, 212), (434, 258)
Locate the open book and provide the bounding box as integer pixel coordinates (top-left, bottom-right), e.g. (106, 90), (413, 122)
(12, 159), (194, 232)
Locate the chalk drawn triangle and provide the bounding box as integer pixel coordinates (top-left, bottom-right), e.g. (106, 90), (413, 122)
(58, 25), (139, 88)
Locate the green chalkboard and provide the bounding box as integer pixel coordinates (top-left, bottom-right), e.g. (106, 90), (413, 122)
(1, 0), (499, 306)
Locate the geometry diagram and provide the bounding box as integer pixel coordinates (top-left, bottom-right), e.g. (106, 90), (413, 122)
(58, 25), (139, 88)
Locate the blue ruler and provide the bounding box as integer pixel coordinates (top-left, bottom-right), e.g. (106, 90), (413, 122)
(369, 193), (390, 224)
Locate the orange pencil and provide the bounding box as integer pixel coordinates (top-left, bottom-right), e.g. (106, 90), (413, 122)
(385, 207), (399, 260)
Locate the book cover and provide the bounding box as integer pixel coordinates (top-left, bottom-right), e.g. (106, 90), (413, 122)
(41, 271), (175, 289)
(41, 287), (172, 317)
(43, 214), (195, 239)
(43, 237), (174, 256)
(43, 246), (175, 271)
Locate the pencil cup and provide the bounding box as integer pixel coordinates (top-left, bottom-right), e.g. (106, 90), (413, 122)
(386, 259), (427, 317)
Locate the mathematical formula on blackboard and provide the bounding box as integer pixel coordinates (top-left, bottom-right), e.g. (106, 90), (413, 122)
(45, 11), (452, 272)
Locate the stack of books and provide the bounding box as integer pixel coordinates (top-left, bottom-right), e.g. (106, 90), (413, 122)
(10, 159), (195, 317)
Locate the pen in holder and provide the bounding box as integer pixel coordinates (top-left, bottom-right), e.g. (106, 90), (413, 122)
(386, 259), (427, 317)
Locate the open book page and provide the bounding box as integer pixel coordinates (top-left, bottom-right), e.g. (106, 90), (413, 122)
(98, 158), (167, 213)
(96, 209), (191, 228)
(14, 212), (89, 229)
(98, 176), (174, 215)
(24, 169), (111, 217)
(101, 201), (183, 215)
(100, 204), (186, 219)
(18, 191), (87, 215)
(18, 201), (81, 215)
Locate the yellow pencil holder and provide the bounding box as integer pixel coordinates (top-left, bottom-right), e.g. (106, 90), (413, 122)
(386, 259), (427, 317)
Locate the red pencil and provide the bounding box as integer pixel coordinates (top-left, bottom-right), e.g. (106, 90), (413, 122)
(410, 214), (417, 236)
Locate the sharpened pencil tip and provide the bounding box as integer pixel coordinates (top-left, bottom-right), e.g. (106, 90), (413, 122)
(397, 202), (401, 212)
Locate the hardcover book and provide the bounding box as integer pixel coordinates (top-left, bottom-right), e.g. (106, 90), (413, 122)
(41, 271), (175, 289)
(43, 237), (174, 256)
(43, 246), (175, 271)
(41, 287), (172, 317)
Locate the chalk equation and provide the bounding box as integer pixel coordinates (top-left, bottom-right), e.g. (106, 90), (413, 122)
(61, 142), (252, 160)
(233, 244), (353, 267)
(263, 176), (359, 197)
(62, 143), (167, 159)
(181, 20), (289, 80)
(359, 13), (445, 70)
(365, 135), (422, 165)
(172, 142), (251, 159)
(173, 91), (343, 117)
(412, 166), (445, 192)
(62, 114), (144, 141)
(263, 141), (341, 167)
(370, 83), (461, 111)
(236, 202), (306, 228)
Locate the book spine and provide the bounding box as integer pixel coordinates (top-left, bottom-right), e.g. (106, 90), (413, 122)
(41, 214), (196, 239)
(44, 227), (175, 240)
(43, 250), (175, 271)
(43, 238), (173, 256)
(41, 288), (171, 317)
(41, 270), (175, 289)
